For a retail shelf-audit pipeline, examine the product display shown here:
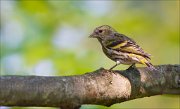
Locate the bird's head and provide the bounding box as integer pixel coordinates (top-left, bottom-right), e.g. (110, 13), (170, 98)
(89, 25), (116, 40)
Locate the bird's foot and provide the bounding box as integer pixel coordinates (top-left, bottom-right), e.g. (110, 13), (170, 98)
(108, 69), (118, 75)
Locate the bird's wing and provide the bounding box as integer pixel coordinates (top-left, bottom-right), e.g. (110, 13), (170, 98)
(105, 33), (151, 59)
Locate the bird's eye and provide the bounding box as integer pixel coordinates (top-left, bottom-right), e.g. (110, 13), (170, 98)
(98, 30), (103, 33)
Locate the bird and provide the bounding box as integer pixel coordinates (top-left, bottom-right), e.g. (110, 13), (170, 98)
(89, 25), (156, 71)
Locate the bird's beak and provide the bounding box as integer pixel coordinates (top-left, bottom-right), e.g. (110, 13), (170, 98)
(89, 32), (97, 38)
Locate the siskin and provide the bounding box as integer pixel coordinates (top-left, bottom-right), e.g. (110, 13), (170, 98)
(89, 25), (156, 71)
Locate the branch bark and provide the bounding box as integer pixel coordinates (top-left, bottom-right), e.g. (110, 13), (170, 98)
(0, 64), (180, 109)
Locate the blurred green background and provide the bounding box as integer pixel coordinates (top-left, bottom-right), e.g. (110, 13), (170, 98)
(0, 0), (179, 109)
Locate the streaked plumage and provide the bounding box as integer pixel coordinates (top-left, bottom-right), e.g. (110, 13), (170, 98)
(89, 25), (156, 70)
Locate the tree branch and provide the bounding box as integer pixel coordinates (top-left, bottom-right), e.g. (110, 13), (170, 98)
(0, 64), (180, 109)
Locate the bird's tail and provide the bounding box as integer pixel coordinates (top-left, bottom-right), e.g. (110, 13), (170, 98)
(139, 57), (157, 71)
(145, 62), (157, 71)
